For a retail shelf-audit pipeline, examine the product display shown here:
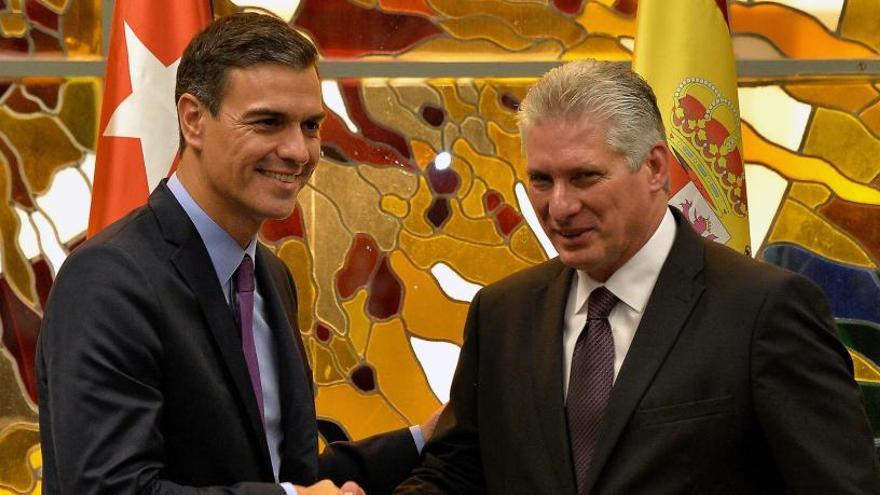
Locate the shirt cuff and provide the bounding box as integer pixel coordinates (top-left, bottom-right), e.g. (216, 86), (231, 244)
(409, 424), (426, 453)
(280, 482), (298, 495)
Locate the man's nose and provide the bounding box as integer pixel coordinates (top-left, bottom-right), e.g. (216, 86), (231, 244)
(548, 183), (581, 220)
(277, 127), (311, 166)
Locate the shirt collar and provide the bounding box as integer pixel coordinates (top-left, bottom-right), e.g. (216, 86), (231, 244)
(573, 208), (676, 315)
(167, 174), (257, 292)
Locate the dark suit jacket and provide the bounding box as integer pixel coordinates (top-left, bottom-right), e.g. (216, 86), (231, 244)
(37, 184), (418, 494)
(395, 208), (880, 494)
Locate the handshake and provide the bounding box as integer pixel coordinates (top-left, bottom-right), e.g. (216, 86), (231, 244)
(296, 480), (365, 495)
(294, 407), (443, 495)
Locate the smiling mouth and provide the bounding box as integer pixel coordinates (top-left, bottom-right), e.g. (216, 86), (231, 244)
(555, 228), (590, 240)
(258, 169), (300, 183)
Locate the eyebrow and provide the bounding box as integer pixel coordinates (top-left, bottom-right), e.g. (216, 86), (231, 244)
(242, 108), (327, 122)
(242, 108), (283, 120)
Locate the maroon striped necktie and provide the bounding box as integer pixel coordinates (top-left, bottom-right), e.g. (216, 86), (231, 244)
(566, 285), (618, 494)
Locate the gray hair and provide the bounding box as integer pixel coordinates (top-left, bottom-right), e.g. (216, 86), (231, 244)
(517, 60), (665, 171)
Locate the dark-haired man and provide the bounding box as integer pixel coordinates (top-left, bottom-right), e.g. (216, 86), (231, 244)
(37, 13), (428, 495)
(395, 60), (879, 494)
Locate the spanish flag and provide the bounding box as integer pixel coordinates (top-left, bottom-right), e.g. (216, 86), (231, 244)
(633, 0), (750, 255)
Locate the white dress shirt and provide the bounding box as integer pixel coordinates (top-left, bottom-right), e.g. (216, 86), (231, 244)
(562, 209), (677, 399)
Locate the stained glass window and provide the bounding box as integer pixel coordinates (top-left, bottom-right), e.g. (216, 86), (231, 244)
(0, 0), (102, 58)
(222, 0), (880, 61)
(1, 1), (878, 492)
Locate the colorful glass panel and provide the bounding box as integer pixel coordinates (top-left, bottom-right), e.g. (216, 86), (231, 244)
(0, 0), (102, 58)
(744, 77), (880, 438)
(0, 75), (97, 495)
(2, 1), (880, 491)
(228, 1), (880, 61)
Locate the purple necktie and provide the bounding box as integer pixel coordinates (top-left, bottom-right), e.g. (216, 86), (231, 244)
(234, 255), (264, 420)
(566, 286), (618, 494)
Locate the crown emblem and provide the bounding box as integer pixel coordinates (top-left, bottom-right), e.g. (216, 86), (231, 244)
(669, 77), (746, 218)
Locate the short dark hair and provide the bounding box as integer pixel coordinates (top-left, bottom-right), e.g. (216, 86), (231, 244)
(175, 12), (319, 149)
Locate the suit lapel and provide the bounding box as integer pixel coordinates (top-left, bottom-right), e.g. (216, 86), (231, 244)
(149, 184), (274, 477)
(528, 261), (578, 494)
(583, 209), (706, 492)
(255, 246), (318, 483)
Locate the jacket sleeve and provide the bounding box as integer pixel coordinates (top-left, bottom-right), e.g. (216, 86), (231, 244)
(318, 427), (420, 495)
(751, 272), (880, 493)
(392, 290), (487, 494)
(36, 245), (283, 495)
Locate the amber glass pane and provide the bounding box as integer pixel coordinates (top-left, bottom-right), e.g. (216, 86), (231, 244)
(730, 1), (878, 59)
(0, 0), (102, 58)
(62, 0), (102, 57)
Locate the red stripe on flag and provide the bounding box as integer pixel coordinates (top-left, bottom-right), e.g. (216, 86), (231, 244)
(715, 0), (730, 25)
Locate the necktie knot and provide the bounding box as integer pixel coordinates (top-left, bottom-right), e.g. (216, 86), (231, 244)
(236, 255), (255, 294)
(588, 286), (618, 320)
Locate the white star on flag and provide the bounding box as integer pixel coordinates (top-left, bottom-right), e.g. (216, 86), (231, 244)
(103, 21), (181, 193)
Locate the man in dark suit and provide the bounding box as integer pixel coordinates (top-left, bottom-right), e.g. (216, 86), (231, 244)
(394, 60), (880, 494)
(37, 13), (430, 495)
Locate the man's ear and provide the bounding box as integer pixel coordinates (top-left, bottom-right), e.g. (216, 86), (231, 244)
(644, 141), (671, 193)
(178, 93), (206, 151)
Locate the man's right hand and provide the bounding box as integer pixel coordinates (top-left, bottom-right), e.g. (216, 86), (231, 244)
(295, 479), (365, 495)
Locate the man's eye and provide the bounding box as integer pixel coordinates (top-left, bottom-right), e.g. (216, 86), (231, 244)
(528, 176), (551, 189)
(303, 120), (321, 133)
(572, 172), (599, 186)
(252, 118), (280, 129)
